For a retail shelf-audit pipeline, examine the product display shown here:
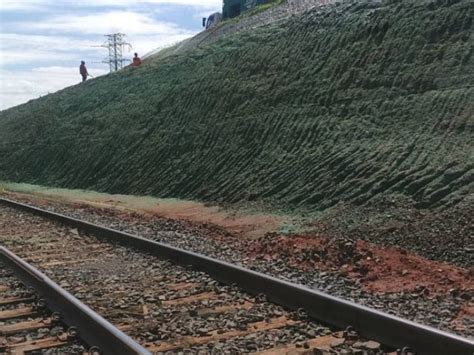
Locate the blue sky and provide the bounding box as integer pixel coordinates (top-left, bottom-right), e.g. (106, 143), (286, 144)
(0, 0), (222, 110)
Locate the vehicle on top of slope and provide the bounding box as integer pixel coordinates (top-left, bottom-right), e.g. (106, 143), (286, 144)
(205, 12), (223, 30)
(223, 0), (267, 18)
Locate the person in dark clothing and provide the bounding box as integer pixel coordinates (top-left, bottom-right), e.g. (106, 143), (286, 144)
(79, 61), (88, 82)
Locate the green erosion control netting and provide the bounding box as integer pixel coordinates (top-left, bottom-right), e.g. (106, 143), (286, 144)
(0, 0), (473, 211)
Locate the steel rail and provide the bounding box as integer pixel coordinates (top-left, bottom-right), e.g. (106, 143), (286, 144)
(0, 245), (151, 355)
(1, 197), (473, 355)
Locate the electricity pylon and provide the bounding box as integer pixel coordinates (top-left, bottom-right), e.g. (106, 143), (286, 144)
(100, 33), (132, 72)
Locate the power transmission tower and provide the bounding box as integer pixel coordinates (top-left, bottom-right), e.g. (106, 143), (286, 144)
(100, 33), (132, 72)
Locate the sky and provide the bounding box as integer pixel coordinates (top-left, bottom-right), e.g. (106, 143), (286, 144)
(0, 0), (222, 110)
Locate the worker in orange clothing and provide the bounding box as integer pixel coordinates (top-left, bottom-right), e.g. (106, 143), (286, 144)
(132, 53), (142, 67)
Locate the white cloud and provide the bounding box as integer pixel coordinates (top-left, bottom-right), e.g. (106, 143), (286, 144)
(82, 0), (221, 7)
(131, 33), (195, 56)
(0, 33), (96, 66)
(0, 66), (109, 110)
(0, 34), (95, 51)
(0, 0), (44, 12)
(0, 49), (76, 66)
(0, 0), (221, 11)
(21, 11), (194, 36)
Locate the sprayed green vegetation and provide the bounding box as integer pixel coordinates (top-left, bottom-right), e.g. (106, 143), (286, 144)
(0, 0), (473, 212)
(236, 0), (284, 17)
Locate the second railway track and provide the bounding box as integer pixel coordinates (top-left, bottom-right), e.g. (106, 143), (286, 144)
(0, 198), (472, 354)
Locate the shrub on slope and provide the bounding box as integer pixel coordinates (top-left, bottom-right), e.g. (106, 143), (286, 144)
(0, 0), (472, 211)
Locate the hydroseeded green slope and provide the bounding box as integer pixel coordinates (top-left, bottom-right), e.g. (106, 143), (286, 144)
(0, 0), (473, 211)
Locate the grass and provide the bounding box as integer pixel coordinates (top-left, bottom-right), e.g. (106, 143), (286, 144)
(0, 0), (472, 213)
(217, 0), (285, 27)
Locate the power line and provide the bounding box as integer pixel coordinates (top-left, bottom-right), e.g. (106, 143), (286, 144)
(99, 33), (132, 72)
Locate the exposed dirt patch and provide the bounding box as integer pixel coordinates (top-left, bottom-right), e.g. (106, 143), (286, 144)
(3, 190), (284, 240)
(75, 199), (284, 239)
(305, 195), (473, 267)
(248, 233), (473, 295)
(142, 204), (283, 240)
(451, 304), (474, 334)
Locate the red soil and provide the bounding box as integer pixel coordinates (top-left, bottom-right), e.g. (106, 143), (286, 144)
(247, 233), (473, 295)
(451, 304), (474, 333)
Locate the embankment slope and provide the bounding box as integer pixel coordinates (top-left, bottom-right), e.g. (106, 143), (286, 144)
(0, 0), (473, 212)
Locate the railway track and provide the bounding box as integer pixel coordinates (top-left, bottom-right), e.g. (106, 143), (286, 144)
(0, 197), (473, 355)
(0, 247), (147, 354)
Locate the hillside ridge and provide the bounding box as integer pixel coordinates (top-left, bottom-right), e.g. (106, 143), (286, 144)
(0, 0), (473, 213)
